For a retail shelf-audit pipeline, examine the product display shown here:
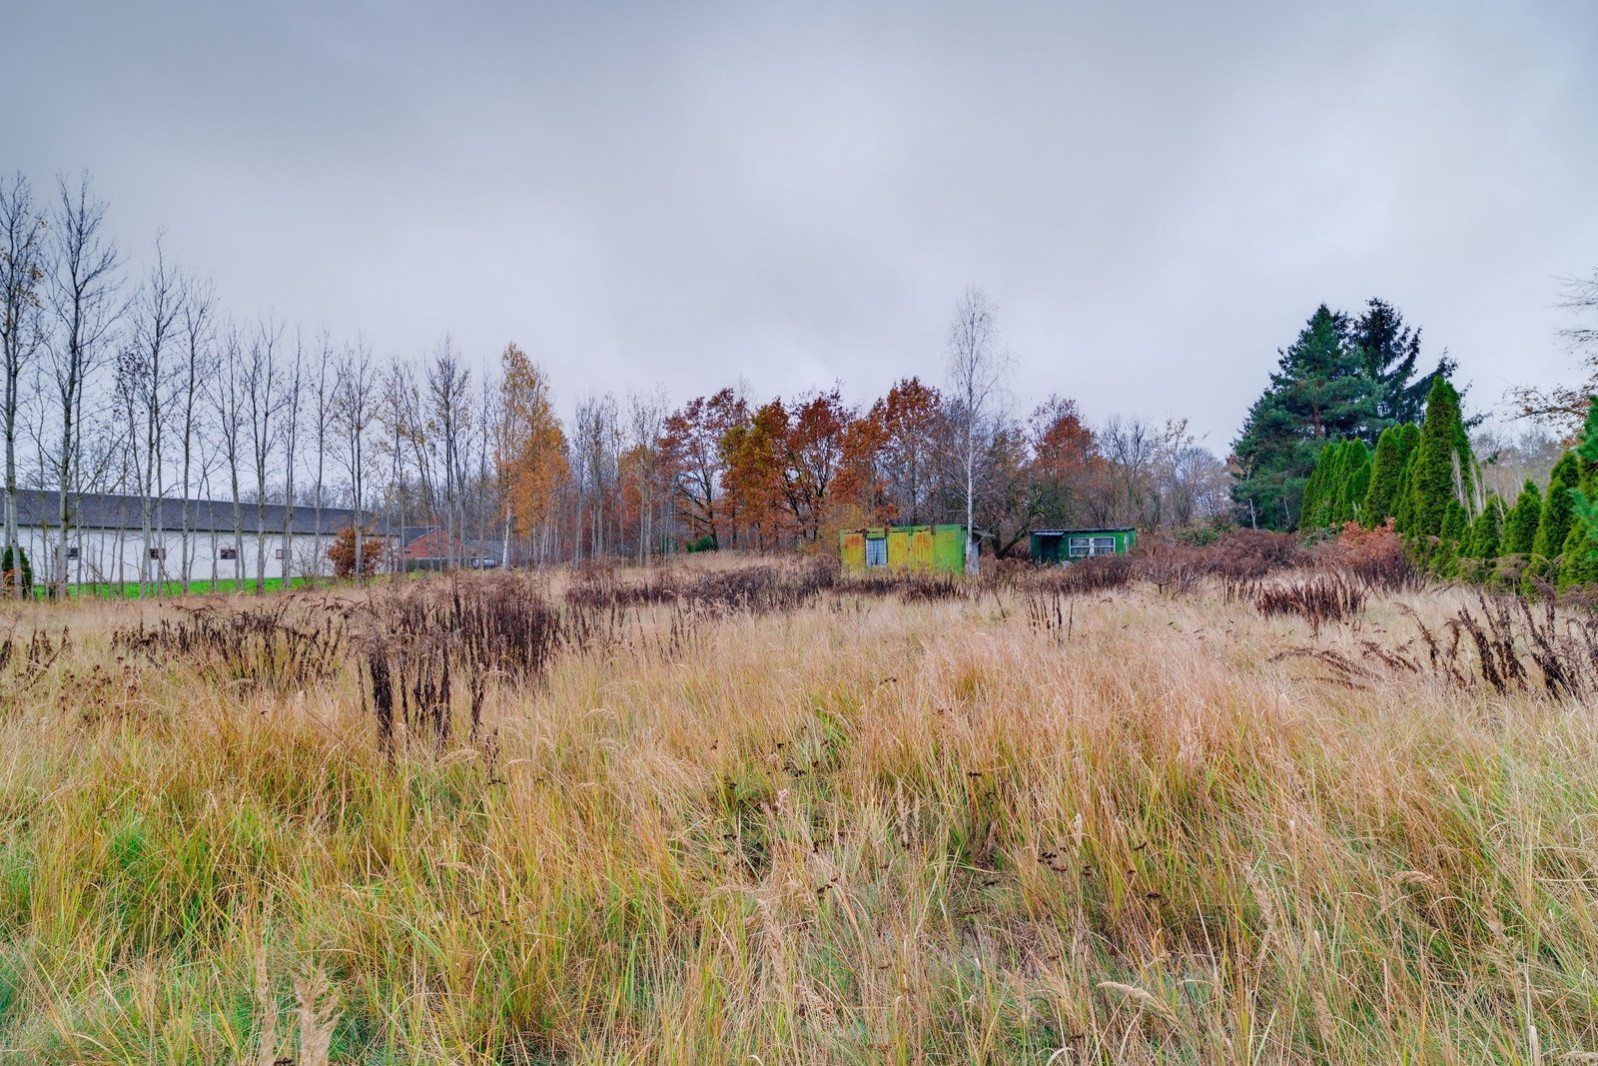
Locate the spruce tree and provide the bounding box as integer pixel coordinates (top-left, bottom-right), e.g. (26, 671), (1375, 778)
(1350, 298), (1455, 431)
(1232, 305), (1370, 529)
(1503, 481), (1542, 556)
(1534, 451), (1580, 560)
(1409, 378), (1473, 537)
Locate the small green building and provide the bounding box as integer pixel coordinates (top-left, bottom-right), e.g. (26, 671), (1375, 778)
(1028, 527), (1136, 564)
(840, 524), (968, 574)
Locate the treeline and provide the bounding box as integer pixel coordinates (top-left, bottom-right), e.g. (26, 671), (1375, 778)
(1298, 375), (1598, 593)
(1, 173), (1234, 595)
(1231, 300), (1457, 529)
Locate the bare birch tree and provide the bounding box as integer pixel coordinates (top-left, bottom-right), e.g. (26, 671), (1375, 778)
(209, 324), (248, 590)
(244, 318), (284, 594)
(0, 172), (46, 597)
(176, 278), (215, 593)
(47, 174), (122, 596)
(306, 330), (333, 587)
(124, 239), (183, 597)
(944, 287), (1008, 574)
(278, 330), (304, 588)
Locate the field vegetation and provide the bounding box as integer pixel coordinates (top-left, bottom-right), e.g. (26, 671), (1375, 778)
(5, 539), (1598, 1062)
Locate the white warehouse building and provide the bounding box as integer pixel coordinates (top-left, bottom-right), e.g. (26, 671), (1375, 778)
(10, 491), (359, 587)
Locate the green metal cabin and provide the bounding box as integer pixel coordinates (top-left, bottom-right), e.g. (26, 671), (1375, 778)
(840, 524), (968, 574)
(1029, 527), (1136, 564)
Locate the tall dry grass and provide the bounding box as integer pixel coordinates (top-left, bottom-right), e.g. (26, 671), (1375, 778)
(2, 559), (1598, 1062)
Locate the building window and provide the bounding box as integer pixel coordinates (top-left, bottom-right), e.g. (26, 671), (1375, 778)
(219, 546), (238, 561)
(66, 546), (79, 560)
(274, 548), (284, 560)
(149, 547), (166, 561)
(1069, 535), (1119, 558)
(865, 536), (888, 568)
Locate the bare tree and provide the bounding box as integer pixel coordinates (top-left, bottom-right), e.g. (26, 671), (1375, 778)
(209, 324), (248, 590)
(0, 172), (46, 597)
(333, 340), (378, 582)
(306, 329), (333, 588)
(47, 174), (122, 597)
(944, 287), (1008, 573)
(176, 278), (215, 593)
(124, 239), (183, 597)
(628, 386), (668, 565)
(244, 318), (284, 594)
(426, 337), (471, 569)
(278, 330), (304, 588)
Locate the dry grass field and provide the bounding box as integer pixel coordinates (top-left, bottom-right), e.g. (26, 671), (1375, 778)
(4, 553), (1598, 1063)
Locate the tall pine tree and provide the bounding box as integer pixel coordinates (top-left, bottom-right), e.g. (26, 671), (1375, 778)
(1349, 298), (1456, 433)
(1234, 299), (1450, 530)
(1233, 306), (1370, 529)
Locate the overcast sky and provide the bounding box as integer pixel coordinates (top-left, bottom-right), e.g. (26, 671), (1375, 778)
(5, 1), (1596, 449)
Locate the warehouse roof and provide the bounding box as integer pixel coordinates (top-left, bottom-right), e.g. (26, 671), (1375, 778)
(11, 491), (357, 536)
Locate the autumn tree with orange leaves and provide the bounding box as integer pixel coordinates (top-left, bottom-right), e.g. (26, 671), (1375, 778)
(495, 343), (568, 565)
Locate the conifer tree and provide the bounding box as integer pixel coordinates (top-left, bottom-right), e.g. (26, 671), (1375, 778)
(1558, 521), (1598, 589)
(1557, 398), (1598, 590)
(1503, 481), (1542, 556)
(1409, 378), (1473, 537)
(1333, 439), (1371, 525)
(1232, 305), (1369, 529)
(1392, 445), (1418, 534)
(1534, 451), (1580, 560)
(1466, 497), (1502, 560)
(1299, 439), (1340, 529)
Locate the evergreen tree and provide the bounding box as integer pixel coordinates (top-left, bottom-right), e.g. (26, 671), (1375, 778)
(1440, 498), (1468, 542)
(1392, 445), (1419, 534)
(1557, 398), (1598, 590)
(1333, 439), (1372, 526)
(1349, 298), (1455, 432)
(1298, 439), (1340, 529)
(1503, 480), (1542, 556)
(1365, 423), (1419, 527)
(0, 545), (29, 596)
(1534, 451), (1580, 559)
(1558, 521), (1598, 589)
(1232, 306), (1370, 529)
(1466, 497), (1503, 560)
(1409, 377), (1474, 537)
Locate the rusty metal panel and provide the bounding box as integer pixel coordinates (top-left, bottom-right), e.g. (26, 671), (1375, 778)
(887, 528), (910, 568)
(840, 530), (866, 571)
(910, 527), (934, 570)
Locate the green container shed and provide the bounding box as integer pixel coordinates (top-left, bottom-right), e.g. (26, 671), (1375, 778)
(1029, 527), (1136, 564)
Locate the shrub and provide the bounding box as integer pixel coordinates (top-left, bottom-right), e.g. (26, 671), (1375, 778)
(0, 545), (32, 596)
(327, 526), (384, 578)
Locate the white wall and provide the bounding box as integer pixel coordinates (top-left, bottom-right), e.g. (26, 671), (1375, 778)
(16, 527), (337, 586)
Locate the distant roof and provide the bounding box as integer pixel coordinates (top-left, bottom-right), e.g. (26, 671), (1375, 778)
(1031, 528), (1136, 535)
(12, 490), (357, 536)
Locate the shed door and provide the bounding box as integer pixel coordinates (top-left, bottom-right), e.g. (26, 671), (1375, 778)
(865, 536), (888, 568)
